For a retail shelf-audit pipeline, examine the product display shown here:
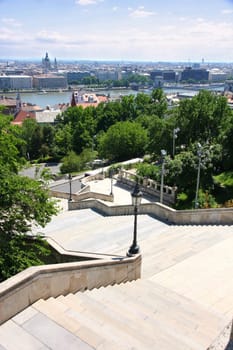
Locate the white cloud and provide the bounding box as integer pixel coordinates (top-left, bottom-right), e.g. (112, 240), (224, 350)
(112, 6), (118, 12)
(35, 30), (66, 43)
(75, 0), (103, 5)
(129, 7), (156, 18)
(1, 18), (21, 27)
(221, 9), (233, 14)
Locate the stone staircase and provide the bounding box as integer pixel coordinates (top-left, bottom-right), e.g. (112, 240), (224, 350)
(0, 279), (227, 350)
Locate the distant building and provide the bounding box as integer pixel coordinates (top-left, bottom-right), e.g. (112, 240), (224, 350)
(42, 52), (51, 73)
(67, 71), (91, 84)
(12, 110), (36, 126)
(12, 106), (62, 126)
(35, 109), (61, 124)
(162, 70), (177, 83)
(150, 70), (177, 83)
(150, 70), (163, 80)
(33, 74), (67, 89)
(209, 70), (227, 82)
(0, 75), (32, 90)
(95, 70), (120, 82)
(71, 91), (108, 108)
(180, 67), (209, 82)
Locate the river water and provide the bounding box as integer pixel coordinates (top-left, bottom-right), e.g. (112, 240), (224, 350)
(5, 85), (224, 109)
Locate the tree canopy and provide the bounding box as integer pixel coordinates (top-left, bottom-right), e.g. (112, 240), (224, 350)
(98, 121), (148, 162)
(0, 114), (58, 280)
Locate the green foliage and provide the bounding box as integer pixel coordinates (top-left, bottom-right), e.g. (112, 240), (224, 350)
(150, 88), (168, 118)
(0, 169), (58, 236)
(98, 121), (148, 162)
(0, 115), (25, 172)
(219, 113), (233, 170)
(60, 148), (97, 174)
(214, 171), (233, 187)
(197, 189), (218, 209)
(21, 119), (55, 161)
(54, 123), (73, 157)
(0, 113), (58, 280)
(175, 192), (189, 209)
(147, 115), (176, 156)
(60, 151), (82, 173)
(12, 87), (233, 208)
(136, 162), (160, 181)
(174, 90), (231, 147)
(0, 235), (51, 282)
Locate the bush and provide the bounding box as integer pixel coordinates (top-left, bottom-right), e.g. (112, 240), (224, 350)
(197, 189), (218, 209)
(60, 151), (82, 173)
(136, 162), (160, 181)
(0, 235), (51, 282)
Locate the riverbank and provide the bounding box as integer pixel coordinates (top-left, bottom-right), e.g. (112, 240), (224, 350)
(1, 83), (224, 109)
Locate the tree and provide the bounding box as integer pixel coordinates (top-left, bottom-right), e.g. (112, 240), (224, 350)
(147, 115), (176, 157)
(219, 112), (233, 170)
(60, 150), (82, 173)
(0, 114), (58, 281)
(174, 90), (232, 147)
(54, 123), (73, 157)
(98, 121), (148, 162)
(150, 88), (168, 118)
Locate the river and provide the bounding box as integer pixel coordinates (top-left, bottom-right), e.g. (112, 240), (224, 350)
(5, 85), (224, 109)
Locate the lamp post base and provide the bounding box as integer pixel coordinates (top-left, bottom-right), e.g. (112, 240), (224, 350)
(127, 244), (140, 257)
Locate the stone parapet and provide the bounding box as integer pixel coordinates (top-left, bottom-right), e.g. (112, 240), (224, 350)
(0, 254), (141, 325)
(51, 190), (113, 203)
(69, 199), (233, 225)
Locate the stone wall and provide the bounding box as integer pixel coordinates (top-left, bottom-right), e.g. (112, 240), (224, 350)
(69, 200), (233, 225)
(51, 190), (113, 203)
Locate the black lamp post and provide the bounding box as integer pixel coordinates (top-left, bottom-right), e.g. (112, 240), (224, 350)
(127, 180), (142, 257)
(109, 169), (113, 196)
(194, 143), (202, 209)
(160, 149), (167, 204)
(68, 173), (72, 201)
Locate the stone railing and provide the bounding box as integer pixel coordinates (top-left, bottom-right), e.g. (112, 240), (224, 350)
(0, 254), (141, 325)
(117, 169), (177, 205)
(69, 200), (233, 225)
(51, 189), (113, 203)
(82, 173), (104, 183)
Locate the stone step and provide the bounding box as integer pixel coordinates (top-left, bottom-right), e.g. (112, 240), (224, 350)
(34, 295), (130, 350)
(82, 279), (226, 349)
(0, 312), (48, 350)
(88, 279), (223, 330)
(68, 291), (191, 350)
(0, 303), (93, 350)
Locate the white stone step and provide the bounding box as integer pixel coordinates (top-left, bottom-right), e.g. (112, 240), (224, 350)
(34, 295), (130, 350)
(69, 291), (191, 350)
(81, 279), (226, 349)
(0, 303), (93, 350)
(0, 315), (48, 350)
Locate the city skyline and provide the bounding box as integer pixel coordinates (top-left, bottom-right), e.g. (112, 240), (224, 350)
(1, 0), (233, 62)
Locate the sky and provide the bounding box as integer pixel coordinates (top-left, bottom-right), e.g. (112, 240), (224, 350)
(1, 0), (233, 62)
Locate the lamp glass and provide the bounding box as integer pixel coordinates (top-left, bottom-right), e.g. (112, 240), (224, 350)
(131, 182), (142, 207)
